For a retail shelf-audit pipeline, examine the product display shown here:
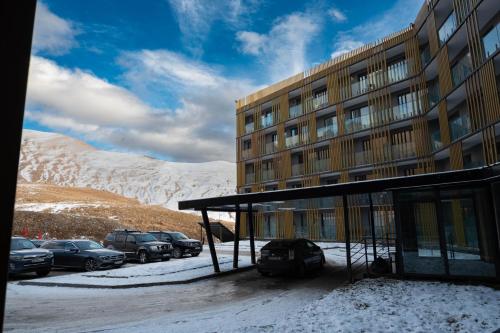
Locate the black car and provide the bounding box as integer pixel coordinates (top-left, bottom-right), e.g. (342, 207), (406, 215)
(9, 237), (53, 277)
(42, 240), (125, 272)
(148, 231), (202, 259)
(257, 239), (325, 277)
(103, 230), (172, 264)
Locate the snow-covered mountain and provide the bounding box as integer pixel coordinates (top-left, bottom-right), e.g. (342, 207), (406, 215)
(18, 130), (236, 215)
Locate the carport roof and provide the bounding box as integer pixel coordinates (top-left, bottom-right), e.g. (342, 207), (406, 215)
(178, 163), (500, 212)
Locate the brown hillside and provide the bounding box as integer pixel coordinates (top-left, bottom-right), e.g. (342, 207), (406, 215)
(14, 183), (233, 241)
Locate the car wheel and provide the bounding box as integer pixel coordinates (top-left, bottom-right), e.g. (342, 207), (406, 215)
(138, 250), (148, 264)
(191, 253), (200, 257)
(36, 269), (50, 277)
(84, 258), (98, 272)
(173, 248), (183, 259)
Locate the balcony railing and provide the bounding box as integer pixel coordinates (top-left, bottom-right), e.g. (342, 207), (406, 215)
(312, 91), (328, 110)
(449, 116), (471, 141)
(345, 117), (371, 133)
(451, 57), (472, 87)
(392, 142), (416, 160)
(351, 80), (368, 96)
(245, 123), (254, 134)
(438, 12), (457, 46)
(265, 142), (278, 154)
(241, 149), (252, 159)
(289, 104), (302, 118)
(261, 169), (275, 182)
(421, 46), (431, 67)
(431, 131), (442, 151)
(312, 159), (329, 173)
(285, 135), (299, 148)
(245, 173), (255, 184)
(387, 60), (408, 84)
(483, 23), (500, 59)
(316, 125), (338, 140)
(392, 101), (419, 121)
(291, 163), (304, 176)
(260, 115), (274, 128)
(355, 151), (372, 166)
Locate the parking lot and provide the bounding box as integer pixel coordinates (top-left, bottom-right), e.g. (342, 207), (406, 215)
(5, 254), (347, 333)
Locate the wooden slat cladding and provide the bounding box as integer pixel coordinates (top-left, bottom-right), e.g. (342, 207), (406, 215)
(370, 126), (391, 165)
(338, 68), (351, 101)
(450, 142), (464, 170)
(237, 161), (245, 190)
(273, 151), (291, 181)
(367, 49), (388, 90)
(465, 11), (484, 69)
(427, 10), (440, 56)
(466, 70), (486, 131)
(404, 36), (422, 76)
(297, 115), (311, 146)
(340, 136), (355, 170)
(482, 126), (499, 165)
(453, 0), (472, 24)
(301, 82), (314, 114)
(277, 123), (285, 150)
(480, 60), (500, 125)
(437, 46), (453, 96)
(327, 71), (340, 105)
(252, 105), (262, 131)
(368, 88), (392, 127)
(236, 112), (245, 137)
(416, 157), (436, 174)
(412, 116), (431, 157)
(329, 137), (342, 172)
(336, 103), (346, 136)
(279, 94), (289, 122)
(271, 98), (281, 125)
(438, 101), (451, 145)
(303, 145), (315, 175)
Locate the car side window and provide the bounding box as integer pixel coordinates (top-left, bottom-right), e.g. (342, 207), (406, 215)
(64, 242), (77, 250)
(161, 234), (171, 242)
(115, 233), (126, 242)
(42, 241), (59, 249)
(306, 241), (315, 248)
(105, 233), (115, 241)
(126, 235), (135, 243)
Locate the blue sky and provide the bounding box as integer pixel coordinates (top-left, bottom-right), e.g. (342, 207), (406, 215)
(25, 0), (423, 162)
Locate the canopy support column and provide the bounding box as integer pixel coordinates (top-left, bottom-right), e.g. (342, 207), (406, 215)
(233, 204), (240, 269)
(202, 209), (220, 273)
(248, 203), (256, 264)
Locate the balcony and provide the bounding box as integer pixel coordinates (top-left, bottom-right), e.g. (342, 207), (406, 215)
(431, 131), (442, 151)
(392, 142), (416, 160)
(483, 23), (500, 59)
(312, 91), (328, 110)
(451, 55), (472, 87)
(421, 46), (431, 67)
(285, 135), (299, 148)
(351, 80), (368, 96)
(316, 125), (338, 140)
(241, 149), (252, 159)
(265, 142), (278, 154)
(289, 104), (302, 118)
(392, 101), (418, 121)
(260, 114), (274, 128)
(291, 163), (304, 176)
(438, 12), (457, 46)
(312, 159), (329, 173)
(261, 169), (275, 182)
(355, 151), (372, 166)
(345, 117), (371, 133)
(449, 115), (471, 141)
(245, 123), (254, 134)
(387, 60), (408, 84)
(245, 173), (255, 184)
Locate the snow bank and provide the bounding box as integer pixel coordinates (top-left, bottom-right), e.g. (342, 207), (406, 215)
(273, 278), (500, 333)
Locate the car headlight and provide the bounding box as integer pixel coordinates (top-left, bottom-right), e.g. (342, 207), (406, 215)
(10, 255), (23, 261)
(149, 246), (158, 251)
(46, 252), (54, 258)
(99, 255), (110, 260)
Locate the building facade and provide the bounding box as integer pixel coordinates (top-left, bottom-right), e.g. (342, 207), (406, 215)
(235, 0), (500, 249)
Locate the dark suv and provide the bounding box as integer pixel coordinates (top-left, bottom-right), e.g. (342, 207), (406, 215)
(103, 230), (172, 263)
(148, 231), (202, 258)
(257, 239), (325, 277)
(9, 236), (53, 277)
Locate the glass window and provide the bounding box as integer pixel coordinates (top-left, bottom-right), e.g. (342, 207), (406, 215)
(451, 52), (472, 87)
(448, 106), (471, 141)
(64, 242), (78, 250)
(115, 233), (126, 242)
(438, 12), (457, 46)
(482, 22), (500, 59)
(10, 239), (35, 250)
(125, 235), (135, 243)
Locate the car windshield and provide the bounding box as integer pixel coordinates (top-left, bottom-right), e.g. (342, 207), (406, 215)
(135, 234), (157, 242)
(264, 240), (294, 249)
(170, 232), (188, 240)
(10, 239), (35, 250)
(75, 241), (103, 250)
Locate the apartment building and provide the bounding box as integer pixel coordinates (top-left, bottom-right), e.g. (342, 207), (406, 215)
(235, 0), (500, 250)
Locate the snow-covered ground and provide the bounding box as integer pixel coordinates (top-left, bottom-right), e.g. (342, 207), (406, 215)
(23, 253), (251, 286)
(15, 202), (109, 213)
(18, 130), (236, 219)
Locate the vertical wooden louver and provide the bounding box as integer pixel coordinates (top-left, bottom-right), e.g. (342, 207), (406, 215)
(466, 71), (486, 131)
(465, 11), (484, 69)
(450, 142), (464, 170)
(327, 71), (341, 105)
(437, 46), (453, 96)
(482, 126), (499, 166)
(480, 60), (500, 125)
(438, 101), (451, 145)
(368, 88), (392, 127)
(404, 36), (422, 76)
(427, 11), (440, 56)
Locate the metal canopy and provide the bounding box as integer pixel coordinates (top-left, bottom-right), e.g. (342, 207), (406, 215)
(178, 164), (500, 281)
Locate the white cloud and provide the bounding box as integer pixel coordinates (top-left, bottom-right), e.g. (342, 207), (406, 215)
(26, 54), (259, 162)
(328, 8), (347, 22)
(236, 12), (321, 82)
(330, 0), (421, 59)
(32, 2), (79, 55)
(168, 0), (261, 56)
